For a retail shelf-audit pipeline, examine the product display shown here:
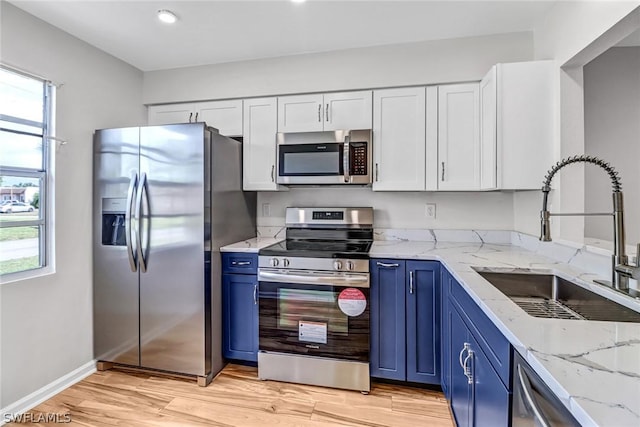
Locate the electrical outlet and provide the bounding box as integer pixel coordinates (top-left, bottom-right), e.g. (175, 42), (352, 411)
(426, 203), (436, 219)
(262, 203), (271, 217)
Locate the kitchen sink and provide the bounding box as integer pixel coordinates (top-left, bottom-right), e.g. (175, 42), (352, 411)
(476, 271), (640, 323)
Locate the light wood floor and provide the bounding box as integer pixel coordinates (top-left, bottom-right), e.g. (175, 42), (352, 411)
(14, 364), (454, 426)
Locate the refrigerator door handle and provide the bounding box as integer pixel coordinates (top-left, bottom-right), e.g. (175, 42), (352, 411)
(136, 172), (149, 273)
(125, 172), (138, 272)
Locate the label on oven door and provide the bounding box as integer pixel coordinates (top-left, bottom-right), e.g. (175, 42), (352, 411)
(298, 321), (327, 344)
(338, 288), (367, 317)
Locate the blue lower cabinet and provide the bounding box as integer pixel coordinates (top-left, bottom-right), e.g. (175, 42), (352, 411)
(406, 261), (440, 384)
(222, 273), (258, 362)
(370, 259), (406, 380)
(370, 259), (440, 385)
(448, 280), (510, 427)
(440, 269), (452, 398)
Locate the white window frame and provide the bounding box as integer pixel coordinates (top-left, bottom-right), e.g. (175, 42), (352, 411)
(0, 65), (55, 283)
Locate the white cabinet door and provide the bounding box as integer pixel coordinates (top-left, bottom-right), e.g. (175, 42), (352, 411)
(372, 87), (426, 191)
(148, 104), (194, 125)
(196, 100), (243, 136)
(324, 91), (372, 131)
(437, 83), (480, 191)
(496, 61), (554, 189)
(479, 67), (497, 190)
(243, 97), (280, 191)
(277, 94), (323, 133)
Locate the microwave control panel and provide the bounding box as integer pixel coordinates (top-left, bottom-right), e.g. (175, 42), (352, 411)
(350, 142), (368, 175)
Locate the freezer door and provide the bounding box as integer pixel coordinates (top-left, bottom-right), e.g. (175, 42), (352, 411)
(93, 127), (140, 366)
(138, 123), (210, 376)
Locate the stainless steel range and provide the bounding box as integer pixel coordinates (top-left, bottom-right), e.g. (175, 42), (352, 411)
(257, 207), (373, 393)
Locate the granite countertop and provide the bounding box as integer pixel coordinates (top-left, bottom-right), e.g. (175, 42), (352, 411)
(371, 240), (640, 427)
(221, 236), (640, 426)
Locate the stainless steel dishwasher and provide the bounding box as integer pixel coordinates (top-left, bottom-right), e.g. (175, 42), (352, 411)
(512, 352), (581, 427)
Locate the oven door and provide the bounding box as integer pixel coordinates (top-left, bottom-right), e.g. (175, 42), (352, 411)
(258, 269), (370, 362)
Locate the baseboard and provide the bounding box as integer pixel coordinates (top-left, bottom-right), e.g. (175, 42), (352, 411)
(0, 360), (96, 426)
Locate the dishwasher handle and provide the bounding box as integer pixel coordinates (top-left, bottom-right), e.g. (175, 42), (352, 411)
(517, 364), (551, 427)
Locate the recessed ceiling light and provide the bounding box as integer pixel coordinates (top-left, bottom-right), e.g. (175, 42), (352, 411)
(291, 0), (306, 3)
(157, 9), (178, 24)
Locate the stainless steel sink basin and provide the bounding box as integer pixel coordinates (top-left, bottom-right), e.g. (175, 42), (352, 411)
(477, 271), (640, 322)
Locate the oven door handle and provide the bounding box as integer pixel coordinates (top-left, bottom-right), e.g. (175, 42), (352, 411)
(258, 270), (369, 288)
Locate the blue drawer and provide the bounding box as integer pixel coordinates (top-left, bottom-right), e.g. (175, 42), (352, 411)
(449, 275), (511, 388)
(222, 253), (258, 275)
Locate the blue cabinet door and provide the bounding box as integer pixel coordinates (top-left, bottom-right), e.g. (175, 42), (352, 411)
(469, 333), (510, 427)
(406, 260), (440, 384)
(370, 259), (406, 380)
(222, 273), (258, 362)
(449, 302), (472, 427)
(440, 269), (452, 398)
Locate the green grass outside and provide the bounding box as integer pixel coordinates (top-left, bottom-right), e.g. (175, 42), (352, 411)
(0, 226), (38, 242)
(0, 256), (40, 275)
(0, 212), (39, 222)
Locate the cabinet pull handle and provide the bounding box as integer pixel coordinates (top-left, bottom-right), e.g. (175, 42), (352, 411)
(375, 163), (379, 182)
(458, 343), (469, 370)
(188, 112), (193, 123)
(441, 162), (445, 181)
(409, 271), (414, 294)
(325, 104), (329, 122)
(318, 104), (321, 122)
(253, 284), (258, 305)
(463, 349), (474, 384)
(231, 261), (251, 266)
(271, 165), (275, 182)
(195, 112), (199, 122)
(376, 262), (399, 268)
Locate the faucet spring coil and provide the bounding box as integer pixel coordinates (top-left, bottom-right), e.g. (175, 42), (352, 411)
(542, 155), (622, 192)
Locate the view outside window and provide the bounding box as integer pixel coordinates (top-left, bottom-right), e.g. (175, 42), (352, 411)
(0, 66), (51, 276)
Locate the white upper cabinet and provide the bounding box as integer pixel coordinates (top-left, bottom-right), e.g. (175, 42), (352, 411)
(481, 60), (554, 190)
(148, 100), (243, 136)
(148, 104), (194, 125)
(196, 100), (243, 136)
(278, 91), (372, 133)
(437, 83), (480, 191)
(324, 91), (373, 131)
(372, 87), (426, 191)
(242, 97), (282, 191)
(479, 68), (498, 190)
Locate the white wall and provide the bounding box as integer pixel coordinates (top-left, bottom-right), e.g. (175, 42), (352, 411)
(258, 189), (514, 230)
(143, 32), (533, 104)
(0, 2), (146, 409)
(584, 47), (640, 243)
(513, 3), (640, 241)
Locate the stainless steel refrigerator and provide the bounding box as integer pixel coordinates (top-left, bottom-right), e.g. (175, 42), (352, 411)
(93, 123), (256, 385)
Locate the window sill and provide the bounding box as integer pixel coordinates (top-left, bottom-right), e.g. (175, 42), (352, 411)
(0, 265), (55, 285)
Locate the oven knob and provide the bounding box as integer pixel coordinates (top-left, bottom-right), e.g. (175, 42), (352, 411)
(346, 261), (354, 271)
(333, 260), (343, 271)
(270, 258), (279, 267)
(283, 258), (290, 267)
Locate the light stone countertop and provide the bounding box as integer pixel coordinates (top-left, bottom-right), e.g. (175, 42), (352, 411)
(220, 237), (281, 252)
(370, 240), (640, 427)
(221, 237), (640, 426)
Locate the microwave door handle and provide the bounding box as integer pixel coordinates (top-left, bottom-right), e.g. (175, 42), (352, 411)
(343, 134), (351, 183)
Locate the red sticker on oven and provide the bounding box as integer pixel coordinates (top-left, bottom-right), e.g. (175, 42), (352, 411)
(338, 288), (367, 317)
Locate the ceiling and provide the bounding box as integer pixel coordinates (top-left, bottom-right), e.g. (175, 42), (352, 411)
(616, 27), (640, 47)
(8, 1), (557, 72)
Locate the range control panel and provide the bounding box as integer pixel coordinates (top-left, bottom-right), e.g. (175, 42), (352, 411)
(312, 211), (344, 220)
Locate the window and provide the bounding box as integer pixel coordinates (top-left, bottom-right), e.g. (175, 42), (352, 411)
(0, 66), (53, 277)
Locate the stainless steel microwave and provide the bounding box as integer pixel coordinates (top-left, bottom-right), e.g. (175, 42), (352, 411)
(276, 129), (372, 185)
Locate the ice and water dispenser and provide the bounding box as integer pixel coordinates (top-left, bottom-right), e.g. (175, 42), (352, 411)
(101, 198), (128, 246)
